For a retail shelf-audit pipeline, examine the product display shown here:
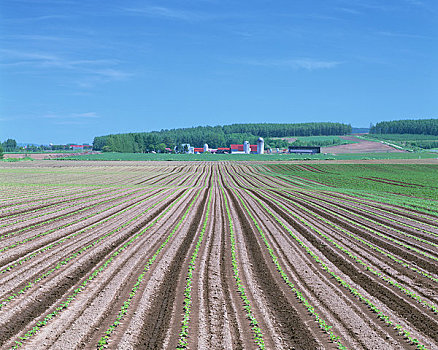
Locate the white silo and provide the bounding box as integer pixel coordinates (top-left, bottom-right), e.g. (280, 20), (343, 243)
(203, 143), (209, 153)
(243, 141), (250, 154)
(257, 137), (264, 154)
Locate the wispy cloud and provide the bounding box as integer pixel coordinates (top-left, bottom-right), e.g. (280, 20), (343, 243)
(3, 34), (67, 42)
(42, 112), (100, 123)
(336, 7), (361, 15)
(0, 111), (100, 123)
(376, 31), (433, 39)
(123, 6), (242, 22)
(93, 69), (132, 80)
(241, 58), (342, 71)
(337, 0), (429, 12)
(73, 112), (99, 118)
(2, 14), (73, 24)
(279, 12), (341, 21)
(124, 6), (204, 21)
(5, 0), (77, 5)
(336, 0), (395, 12)
(0, 49), (131, 85)
(0, 49), (118, 68)
(403, 0), (424, 5)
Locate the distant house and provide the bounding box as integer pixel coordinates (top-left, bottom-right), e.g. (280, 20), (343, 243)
(69, 144), (92, 151)
(217, 147), (230, 154)
(193, 147), (204, 154)
(288, 146), (320, 154)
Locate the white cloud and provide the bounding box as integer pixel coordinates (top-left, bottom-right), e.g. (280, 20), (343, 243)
(0, 49), (131, 85)
(123, 6), (242, 22)
(377, 31), (433, 39)
(71, 112), (99, 118)
(124, 6), (202, 21)
(337, 7), (361, 15)
(242, 58), (342, 71)
(93, 69), (132, 80)
(43, 112), (100, 119)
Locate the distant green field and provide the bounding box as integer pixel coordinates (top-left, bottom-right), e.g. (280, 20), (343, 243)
(54, 151), (437, 162)
(293, 135), (357, 143)
(262, 163), (438, 213)
(4, 150), (85, 154)
(276, 135), (356, 147)
(364, 134), (438, 141)
(363, 134), (438, 150)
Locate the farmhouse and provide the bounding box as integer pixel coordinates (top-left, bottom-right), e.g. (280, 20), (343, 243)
(216, 147), (230, 154)
(288, 146), (321, 154)
(69, 144), (92, 150)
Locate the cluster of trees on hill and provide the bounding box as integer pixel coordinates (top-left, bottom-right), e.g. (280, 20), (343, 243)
(93, 122), (352, 152)
(370, 119), (438, 135)
(1, 139), (18, 152)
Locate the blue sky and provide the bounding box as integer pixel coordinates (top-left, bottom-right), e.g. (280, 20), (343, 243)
(1, 0), (437, 144)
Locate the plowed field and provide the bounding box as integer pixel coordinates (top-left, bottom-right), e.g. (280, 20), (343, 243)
(0, 161), (437, 350)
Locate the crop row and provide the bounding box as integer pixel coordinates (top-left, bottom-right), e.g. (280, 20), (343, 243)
(0, 189), (158, 251)
(0, 189), (165, 275)
(177, 189), (212, 349)
(221, 187), (265, 349)
(257, 190), (438, 313)
(0, 189), (180, 310)
(96, 188), (203, 349)
(9, 189), (192, 349)
(245, 189), (429, 350)
(288, 191), (438, 263)
(233, 188), (347, 349)
(0, 187), (125, 228)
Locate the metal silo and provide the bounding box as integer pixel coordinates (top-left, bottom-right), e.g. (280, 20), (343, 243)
(257, 137), (264, 154)
(203, 143), (209, 153)
(243, 141), (250, 154)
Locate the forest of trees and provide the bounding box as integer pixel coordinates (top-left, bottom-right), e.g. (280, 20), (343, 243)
(92, 122), (352, 152)
(1, 139), (18, 152)
(370, 119), (438, 135)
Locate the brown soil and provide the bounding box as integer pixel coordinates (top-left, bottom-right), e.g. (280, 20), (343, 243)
(3, 152), (99, 160)
(0, 161), (437, 350)
(322, 136), (405, 154)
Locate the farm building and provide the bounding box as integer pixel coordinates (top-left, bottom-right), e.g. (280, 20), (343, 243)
(230, 144), (258, 154)
(288, 146), (321, 154)
(216, 147), (230, 154)
(69, 144), (92, 150)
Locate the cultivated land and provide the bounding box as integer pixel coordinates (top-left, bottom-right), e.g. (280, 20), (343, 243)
(0, 161), (437, 350)
(322, 136), (405, 154)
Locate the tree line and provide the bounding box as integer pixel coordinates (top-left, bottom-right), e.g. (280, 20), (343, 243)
(370, 119), (438, 135)
(92, 122), (352, 152)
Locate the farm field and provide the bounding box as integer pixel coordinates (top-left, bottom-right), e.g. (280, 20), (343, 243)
(53, 150), (438, 161)
(0, 161), (437, 349)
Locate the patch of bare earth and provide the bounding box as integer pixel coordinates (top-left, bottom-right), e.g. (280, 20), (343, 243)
(322, 135), (405, 154)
